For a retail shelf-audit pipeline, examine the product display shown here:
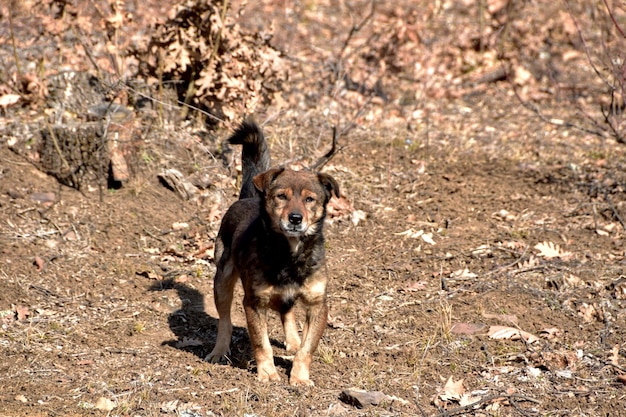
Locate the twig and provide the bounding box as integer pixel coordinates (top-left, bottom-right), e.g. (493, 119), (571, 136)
(310, 126), (338, 171)
(122, 81), (226, 126)
(563, 0), (612, 88)
(603, 190), (626, 230)
(71, 24), (104, 81)
(510, 78), (604, 138)
(601, 0), (626, 38)
(8, 4), (22, 81)
(486, 244), (530, 276)
(601, 91), (626, 144)
(509, 265), (546, 275)
(338, 0), (376, 62)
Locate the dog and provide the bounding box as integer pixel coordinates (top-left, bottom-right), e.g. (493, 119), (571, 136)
(206, 120), (340, 386)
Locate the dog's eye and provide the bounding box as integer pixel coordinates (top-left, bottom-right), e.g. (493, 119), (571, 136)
(276, 193), (288, 200)
(305, 196), (316, 203)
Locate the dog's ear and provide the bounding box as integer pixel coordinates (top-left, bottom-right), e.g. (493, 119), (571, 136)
(253, 168), (284, 193)
(317, 172), (340, 201)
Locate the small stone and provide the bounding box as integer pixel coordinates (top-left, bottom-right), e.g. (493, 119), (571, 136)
(339, 389), (386, 408)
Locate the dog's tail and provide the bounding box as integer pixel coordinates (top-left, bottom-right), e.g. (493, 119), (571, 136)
(228, 120), (270, 200)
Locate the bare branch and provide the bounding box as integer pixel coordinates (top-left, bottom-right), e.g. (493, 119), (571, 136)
(602, 0), (626, 38)
(338, 0), (376, 62)
(310, 126), (338, 171)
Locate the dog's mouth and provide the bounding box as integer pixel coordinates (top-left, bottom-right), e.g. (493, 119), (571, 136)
(280, 220), (308, 236)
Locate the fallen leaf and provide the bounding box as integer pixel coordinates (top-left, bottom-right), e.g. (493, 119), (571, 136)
(534, 241), (573, 260)
(95, 397), (115, 411)
(175, 337), (204, 348)
(539, 327), (563, 340)
(396, 228), (423, 239)
(578, 303), (599, 323)
(160, 399), (179, 413)
(439, 376), (465, 401)
(136, 270), (160, 280)
(0, 93), (20, 108)
(421, 232), (436, 245)
(450, 322), (487, 335)
(15, 395), (27, 403)
(518, 254), (539, 269)
(401, 281), (427, 292)
(327, 196), (354, 219)
(459, 392), (481, 407)
(351, 209), (367, 226)
(610, 344), (620, 367)
(34, 256), (45, 271)
(172, 222), (189, 230)
(450, 268), (476, 280)
(16, 305), (30, 321)
(488, 325), (539, 344)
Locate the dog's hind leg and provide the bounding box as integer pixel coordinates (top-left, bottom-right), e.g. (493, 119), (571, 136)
(281, 308), (301, 352)
(206, 259), (238, 363)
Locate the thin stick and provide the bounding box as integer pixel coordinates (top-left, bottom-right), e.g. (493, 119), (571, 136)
(8, 4), (22, 80)
(310, 126), (337, 171)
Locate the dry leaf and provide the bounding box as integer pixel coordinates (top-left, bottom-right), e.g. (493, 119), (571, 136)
(351, 210), (367, 226)
(450, 322), (487, 335)
(578, 303), (599, 323)
(95, 397), (115, 411)
(0, 93), (20, 108)
(421, 232), (436, 245)
(534, 241), (573, 260)
(450, 268), (476, 280)
(459, 392), (481, 407)
(518, 254), (539, 269)
(16, 305), (30, 321)
(401, 281), (427, 292)
(175, 337), (204, 348)
(488, 325), (539, 344)
(610, 344), (620, 367)
(440, 376), (465, 401)
(34, 256), (45, 272)
(539, 327), (563, 340)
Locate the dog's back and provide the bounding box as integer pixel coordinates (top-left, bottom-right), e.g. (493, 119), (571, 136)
(228, 121), (270, 200)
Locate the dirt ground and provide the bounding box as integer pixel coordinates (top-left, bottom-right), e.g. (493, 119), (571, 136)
(1, 1), (626, 416)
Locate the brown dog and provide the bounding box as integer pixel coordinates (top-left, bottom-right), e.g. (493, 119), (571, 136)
(206, 121), (340, 386)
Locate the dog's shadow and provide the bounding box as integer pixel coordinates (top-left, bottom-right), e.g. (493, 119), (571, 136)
(149, 278), (250, 370)
(149, 278), (293, 374)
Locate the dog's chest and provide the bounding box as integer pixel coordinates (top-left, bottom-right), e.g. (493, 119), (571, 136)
(253, 275), (327, 312)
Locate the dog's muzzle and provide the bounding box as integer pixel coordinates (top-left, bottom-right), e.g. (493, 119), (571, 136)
(282, 212), (307, 235)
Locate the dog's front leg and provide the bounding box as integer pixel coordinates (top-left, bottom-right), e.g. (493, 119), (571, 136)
(289, 299), (327, 386)
(281, 308), (302, 352)
(244, 301), (281, 382)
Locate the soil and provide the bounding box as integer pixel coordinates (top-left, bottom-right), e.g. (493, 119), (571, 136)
(1, 1), (626, 416)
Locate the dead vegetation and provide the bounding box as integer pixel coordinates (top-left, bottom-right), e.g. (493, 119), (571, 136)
(0, 0), (626, 416)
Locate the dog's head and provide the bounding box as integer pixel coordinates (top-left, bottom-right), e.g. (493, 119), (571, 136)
(253, 168), (340, 237)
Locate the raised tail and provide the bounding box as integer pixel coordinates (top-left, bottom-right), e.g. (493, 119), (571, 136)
(227, 120), (271, 199)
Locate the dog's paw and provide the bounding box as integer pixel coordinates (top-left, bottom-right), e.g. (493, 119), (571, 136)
(205, 349), (230, 364)
(256, 363), (281, 382)
(284, 338), (301, 353)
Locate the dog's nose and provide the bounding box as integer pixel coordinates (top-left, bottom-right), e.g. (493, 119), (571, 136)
(288, 212), (303, 225)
